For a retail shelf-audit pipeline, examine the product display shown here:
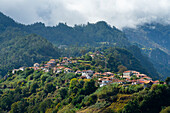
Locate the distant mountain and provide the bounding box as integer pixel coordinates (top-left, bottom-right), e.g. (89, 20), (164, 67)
(0, 11), (130, 48)
(123, 23), (170, 79)
(0, 12), (161, 79)
(0, 12), (23, 33)
(123, 23), (170, 54)
(0, 28), (60, 76)
(24, 21), (130, 48)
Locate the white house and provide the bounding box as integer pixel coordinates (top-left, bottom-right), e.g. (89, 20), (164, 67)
(34, 63), (40, 67)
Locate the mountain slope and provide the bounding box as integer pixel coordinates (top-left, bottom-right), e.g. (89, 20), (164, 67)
(0, 12), (161, 79)
(123, 23), (170, 54)
(0, 12), (23, 33)
(24, 21), (130, 47)
(0, 28), (60, 76)
(123, 23), (170, 80)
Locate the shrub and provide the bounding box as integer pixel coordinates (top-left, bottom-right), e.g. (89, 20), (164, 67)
(45, 83), (56, 93)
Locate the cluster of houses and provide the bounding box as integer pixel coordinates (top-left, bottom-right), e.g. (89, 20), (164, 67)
(12, 57), (76, 74)
(12, 57), (161, 87)
(98, 70), (160, 87)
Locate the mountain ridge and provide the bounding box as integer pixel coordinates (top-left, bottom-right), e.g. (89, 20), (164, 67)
(0, 12), (161, 80)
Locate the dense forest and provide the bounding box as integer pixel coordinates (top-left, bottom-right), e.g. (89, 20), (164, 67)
(0, 51), (169, 113)
(0, 28), (60, 76)
(0, 12), (161, 80)
(0, 11), (170, 113)
(123, 23), (170, 79)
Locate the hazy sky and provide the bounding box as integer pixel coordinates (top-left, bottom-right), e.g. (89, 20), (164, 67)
(0, 0), (170, 29)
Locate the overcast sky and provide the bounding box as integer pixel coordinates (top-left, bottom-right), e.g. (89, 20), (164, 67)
(0, 0), (170, 29)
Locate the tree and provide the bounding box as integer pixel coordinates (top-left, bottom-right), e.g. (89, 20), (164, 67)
(118, 65), (127, 73)
(59, 87), (68, 99)
(84, 54), (92, 61)
(10, 102), (18, 113)
(160, 106), (170, 113)
(45, 83), (56, 93)
(39, 99), (53, 113)
(84, 79), (97, 95)
(122, 100), (140, 113)
(165, 77), (170, 85)
(10, 100), (27, 113)
(30, 82), (39, 93)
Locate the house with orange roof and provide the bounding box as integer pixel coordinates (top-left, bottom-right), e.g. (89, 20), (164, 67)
(113, 79), (124, 84)
(99, 79), (112, 87)
(123, 70), (141, 79)
(152, 80), (159, 84)
(102, 72), (114, 76)
(130, 80), (138, 85)
(57, 66), (65, 70)
(142, 76), (152, 81)
(122, 71), (132, 79)
(93, 72), (102, 77)
(75, 70), (82, 74)
(34, 63), (40, 67)
(64, 68), (73, 73)
(47, 60), (56, 67)
(137, 74), (147, 78)
(82, 70), (94, 76)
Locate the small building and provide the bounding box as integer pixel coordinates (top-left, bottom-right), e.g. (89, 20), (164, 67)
(75, 70), (82, 74)
(137, 74), (147, 78)
(57, 66), (65, 70)
(152, 80), (159, 84)
(103, 72), (114, 76)
(82, 70), (94, 76)
(90, 54), (95, 59)
(34, 63), (40, 67)
(93, 72), (102, 77)
(53, 67), (58, 73)
(19, 67), (26, 71)
(99, 79), (112, 87)
(123, 70), (140, 79)
(12, 69), (19, 74)
(43, 68), (50, 72)
(64, 68), (73, 73)
(142, 76), (152, 81)
(29, 67), (40, 71)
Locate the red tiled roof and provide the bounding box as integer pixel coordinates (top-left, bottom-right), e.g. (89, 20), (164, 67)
(123, 71), (131, 73)
(57, 66), (65, 69)
(64, 68), (72, 70)
(142, 76), (152, 79)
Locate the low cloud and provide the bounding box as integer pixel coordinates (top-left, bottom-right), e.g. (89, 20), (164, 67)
(0, 0), (170, 29)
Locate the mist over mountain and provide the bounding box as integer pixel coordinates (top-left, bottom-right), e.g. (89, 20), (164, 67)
(123, 23), (170, 54)
(0, 11), (163, 80)
(0, 1), (170, 112)
(123, 23), (170, 79)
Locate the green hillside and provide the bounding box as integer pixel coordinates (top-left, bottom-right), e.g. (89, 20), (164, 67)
(0, 12), (161, 80)
(0, 28), (60, 77)
(123, 24), (170, 80)
(0, 52), (169, 113)
(25, 21), (130, 47)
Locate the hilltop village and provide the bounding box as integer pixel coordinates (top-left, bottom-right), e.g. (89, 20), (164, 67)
(11, 52), (161, 88)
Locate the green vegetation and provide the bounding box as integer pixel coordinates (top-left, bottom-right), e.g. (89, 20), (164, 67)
(0, 12), (161, 81)
(0, 28), (60, 76)
(0, 53), (169, 113)
(0, 12), (169, 112)
(123, 23), (170, 80)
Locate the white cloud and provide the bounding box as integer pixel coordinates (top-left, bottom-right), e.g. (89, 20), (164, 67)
(0, 0), (170, 29)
